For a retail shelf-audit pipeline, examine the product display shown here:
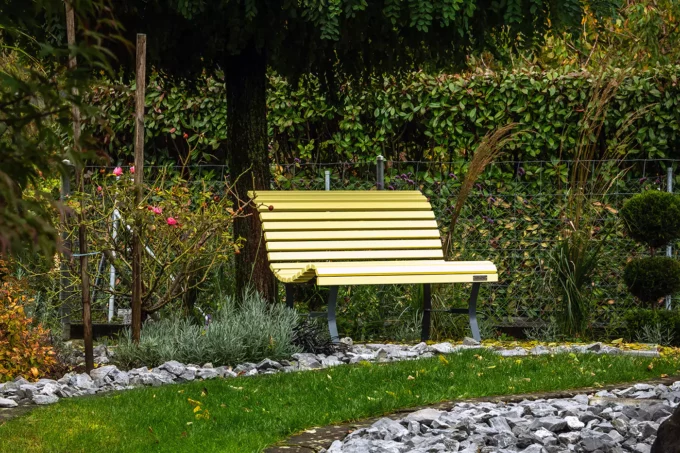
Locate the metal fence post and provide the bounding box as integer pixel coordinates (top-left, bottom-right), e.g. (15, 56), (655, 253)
(60, 160), (73, 340)
(667, 166), (674, 310)
(376, 155), (384, 190)
(325, 170), (330, 191)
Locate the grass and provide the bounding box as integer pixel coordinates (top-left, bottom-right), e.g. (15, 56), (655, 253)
(1, 349), (679, 453)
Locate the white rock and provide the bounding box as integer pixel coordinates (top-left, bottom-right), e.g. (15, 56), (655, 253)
(430, 342), (456, 354)
(0, 397), (18, 408)
(565, 416), (585, 430)
(33, 394), (59, 405)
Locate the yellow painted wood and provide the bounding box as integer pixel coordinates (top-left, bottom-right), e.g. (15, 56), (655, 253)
(271, 260), (447, 269)
(314, 263), (497, 276)
(256, 201), (431, 212)
(266, 239), (442, 251)
(268, 249), (444, 261)
(317, 274), (499, 285)
(250, 190), (423, 197)
(265, 229), (440, 241)
(263, 220), (439, 231)
(254, 190), (497, 287)
(260, 211), (436, 221)
(254, 194), (426, 201)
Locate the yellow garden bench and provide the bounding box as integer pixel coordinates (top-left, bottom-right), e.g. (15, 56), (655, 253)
(249, 190), (498, 342)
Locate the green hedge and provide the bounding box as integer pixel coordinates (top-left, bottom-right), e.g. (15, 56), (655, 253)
(91, 66), (680, 165)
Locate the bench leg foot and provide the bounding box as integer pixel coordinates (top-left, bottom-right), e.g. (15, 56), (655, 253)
(327, 286), (340, 343)
(285, 284), (294, 309)
(469, 283), (481, 342)
(421, 283), (432, 342)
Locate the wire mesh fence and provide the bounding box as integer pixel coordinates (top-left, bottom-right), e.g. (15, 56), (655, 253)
(71, 159), (678, 334)
(269, 158), (679, 330)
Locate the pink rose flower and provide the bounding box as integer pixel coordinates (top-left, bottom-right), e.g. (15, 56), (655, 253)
(166, 217), (177, 226)
(112, 167), (123, 176)
(152, 206), (162, 215)
(130, 166), (135, 174)
(97, 186), (102, 192)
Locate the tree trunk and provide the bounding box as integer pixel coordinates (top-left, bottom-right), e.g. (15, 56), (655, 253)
(225, 43), (277, 302)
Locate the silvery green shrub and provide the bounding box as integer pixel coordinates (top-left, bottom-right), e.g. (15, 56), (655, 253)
(114, 288), (301, 368)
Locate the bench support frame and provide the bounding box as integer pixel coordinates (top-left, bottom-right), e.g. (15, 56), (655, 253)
(285, 284), (340, 342)
(421, 282), (481, 343)
(286, 282), (481, 344)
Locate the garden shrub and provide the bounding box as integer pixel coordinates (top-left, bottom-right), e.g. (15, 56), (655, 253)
(620, 191), (680, 250)
(0, 261), (57, 382)
(114, 288), (301, 368)
(623, 308), (680, 345)
(623, 257), (680, 307)
(292, 318), (336, 355)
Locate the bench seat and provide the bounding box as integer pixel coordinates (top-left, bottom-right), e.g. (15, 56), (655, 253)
(250, 190), (498, 342)
(272, 260), (498, 285)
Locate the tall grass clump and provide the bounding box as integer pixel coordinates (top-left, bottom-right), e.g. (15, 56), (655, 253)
(548, 70), (643, 337)
(114, 288), (301, 368)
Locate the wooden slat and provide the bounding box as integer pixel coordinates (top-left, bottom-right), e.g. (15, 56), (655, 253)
(260, 211), (436, 221)
(257, 201), (431, 212)
(317, 273), (499, 286)
(263, 220), (439, 231)
(254, 194), (426, 202)
(315, 263), (497, 276)
(265, 229), (440, 241)
(250, 190), (423, 197)
(268, 249), (444, 261)
(266, 239), (442, 251)
(271, 260), (448, 270)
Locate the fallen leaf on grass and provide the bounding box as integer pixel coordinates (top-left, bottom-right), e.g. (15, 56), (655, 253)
(407, 375), (415, 380)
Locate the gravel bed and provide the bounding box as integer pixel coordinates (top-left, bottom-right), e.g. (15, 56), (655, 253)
(323, 382), (680, 453)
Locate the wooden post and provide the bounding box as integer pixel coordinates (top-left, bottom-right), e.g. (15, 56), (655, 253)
(65, 1), (93, 371)
(131, 34), (147, 343)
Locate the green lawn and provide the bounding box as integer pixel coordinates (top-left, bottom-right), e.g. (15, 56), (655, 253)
(1, 350), (678, 453)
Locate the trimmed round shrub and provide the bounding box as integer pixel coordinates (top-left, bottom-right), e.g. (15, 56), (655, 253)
(620, 191), (680, 250)
(623, 257), (680, 306)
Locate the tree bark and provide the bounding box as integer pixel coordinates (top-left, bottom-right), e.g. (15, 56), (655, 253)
(225, 43), (277, 302)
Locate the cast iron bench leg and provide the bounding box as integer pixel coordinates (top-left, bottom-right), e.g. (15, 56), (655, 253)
(421, 283), (432, 342)
(469, 282), (481, 342)
(285, 284), (294, 309)
(327, 286), (340, 343)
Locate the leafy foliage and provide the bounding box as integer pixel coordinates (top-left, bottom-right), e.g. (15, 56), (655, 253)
(113, 0), (597, 79)
(623, 257), (680, 307)
(0, 0), (123, 256)
(0, 260), (56, 382)
(91, 66), (680, 166)
(624, 308), (680, 345)
(114, 288), (301, 368)
(620, 191), (680, 251)
(63, 166), (242, 315)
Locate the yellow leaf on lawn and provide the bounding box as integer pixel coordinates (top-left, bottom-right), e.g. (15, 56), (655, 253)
(648, 363), (654, 371)
(439, 355), (449, 365)
(407, 375), (415, 380)
(661, 374), (669, 378)
(193, 406), (202, 413)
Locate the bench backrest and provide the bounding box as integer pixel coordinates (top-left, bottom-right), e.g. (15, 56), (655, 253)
(250, 191), (444, 263)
